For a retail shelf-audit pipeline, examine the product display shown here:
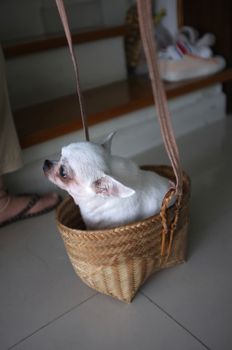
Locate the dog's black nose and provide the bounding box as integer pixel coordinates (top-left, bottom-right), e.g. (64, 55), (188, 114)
(43, 159), (53, 172)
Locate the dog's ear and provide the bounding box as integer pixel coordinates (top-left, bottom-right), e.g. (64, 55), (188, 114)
(93, 175), (135, 198)
(101, 131), (116, 153)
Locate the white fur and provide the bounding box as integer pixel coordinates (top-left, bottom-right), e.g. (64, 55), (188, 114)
(44, 133), (173, 230)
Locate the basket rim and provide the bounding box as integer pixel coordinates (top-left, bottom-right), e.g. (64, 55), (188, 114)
(56, 165), (190, 239)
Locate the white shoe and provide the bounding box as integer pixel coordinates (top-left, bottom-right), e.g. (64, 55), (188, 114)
(159, 54), (226, 82)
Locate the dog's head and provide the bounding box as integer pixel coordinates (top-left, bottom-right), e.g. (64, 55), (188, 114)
(43, 133), (135, 202)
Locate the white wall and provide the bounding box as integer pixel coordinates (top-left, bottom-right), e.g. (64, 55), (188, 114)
(155, 0), (178, 36)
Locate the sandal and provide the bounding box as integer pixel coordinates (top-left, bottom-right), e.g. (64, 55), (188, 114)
(0, 193), (62, 228)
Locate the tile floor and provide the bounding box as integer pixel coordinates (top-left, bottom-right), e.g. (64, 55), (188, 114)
(1, 118), (232, 350)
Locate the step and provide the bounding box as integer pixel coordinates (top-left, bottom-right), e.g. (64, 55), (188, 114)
(4, 26), (127, 109)
(13, 69), (232, 149)
(7, 82), (226, 194)
(2, 26), (126, 58)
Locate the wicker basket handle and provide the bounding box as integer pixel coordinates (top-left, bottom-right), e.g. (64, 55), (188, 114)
(137, 0), (183, 197)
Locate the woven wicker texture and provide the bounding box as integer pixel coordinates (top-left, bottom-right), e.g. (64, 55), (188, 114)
(125, 5), (165, 71)
(56, 166), (190, 302)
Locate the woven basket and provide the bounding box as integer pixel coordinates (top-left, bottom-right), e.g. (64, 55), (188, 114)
(56, 165), (190, 303)
(124, 4), (166, 72)
(55, 0), (190, 303)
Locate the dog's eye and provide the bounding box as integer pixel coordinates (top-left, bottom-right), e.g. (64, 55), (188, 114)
(59, 165), (67, 178)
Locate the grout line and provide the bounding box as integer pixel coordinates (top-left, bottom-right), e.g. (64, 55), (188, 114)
(7, 293), (98, 350)
(140, 292), (211, 350)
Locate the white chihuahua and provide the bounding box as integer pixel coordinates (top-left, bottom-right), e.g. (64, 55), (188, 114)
(43, 133), (173, 230)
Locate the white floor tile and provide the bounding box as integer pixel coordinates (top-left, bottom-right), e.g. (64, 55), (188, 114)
(1, 118), (232, 350)
(10, 294), (206, 350)
(138, 118), (232, 350)
(0, 212), (96, 349)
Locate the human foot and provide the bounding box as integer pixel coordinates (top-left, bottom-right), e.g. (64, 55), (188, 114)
(0, 192), (61, 228)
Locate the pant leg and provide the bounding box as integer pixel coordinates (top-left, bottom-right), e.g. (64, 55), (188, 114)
(0, 45), (23, 176)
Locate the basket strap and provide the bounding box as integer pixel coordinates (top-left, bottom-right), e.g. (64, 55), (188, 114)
(137, 0), (183, 257)
(55, 0), (90, 141)
(136, 0), (183, 197)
